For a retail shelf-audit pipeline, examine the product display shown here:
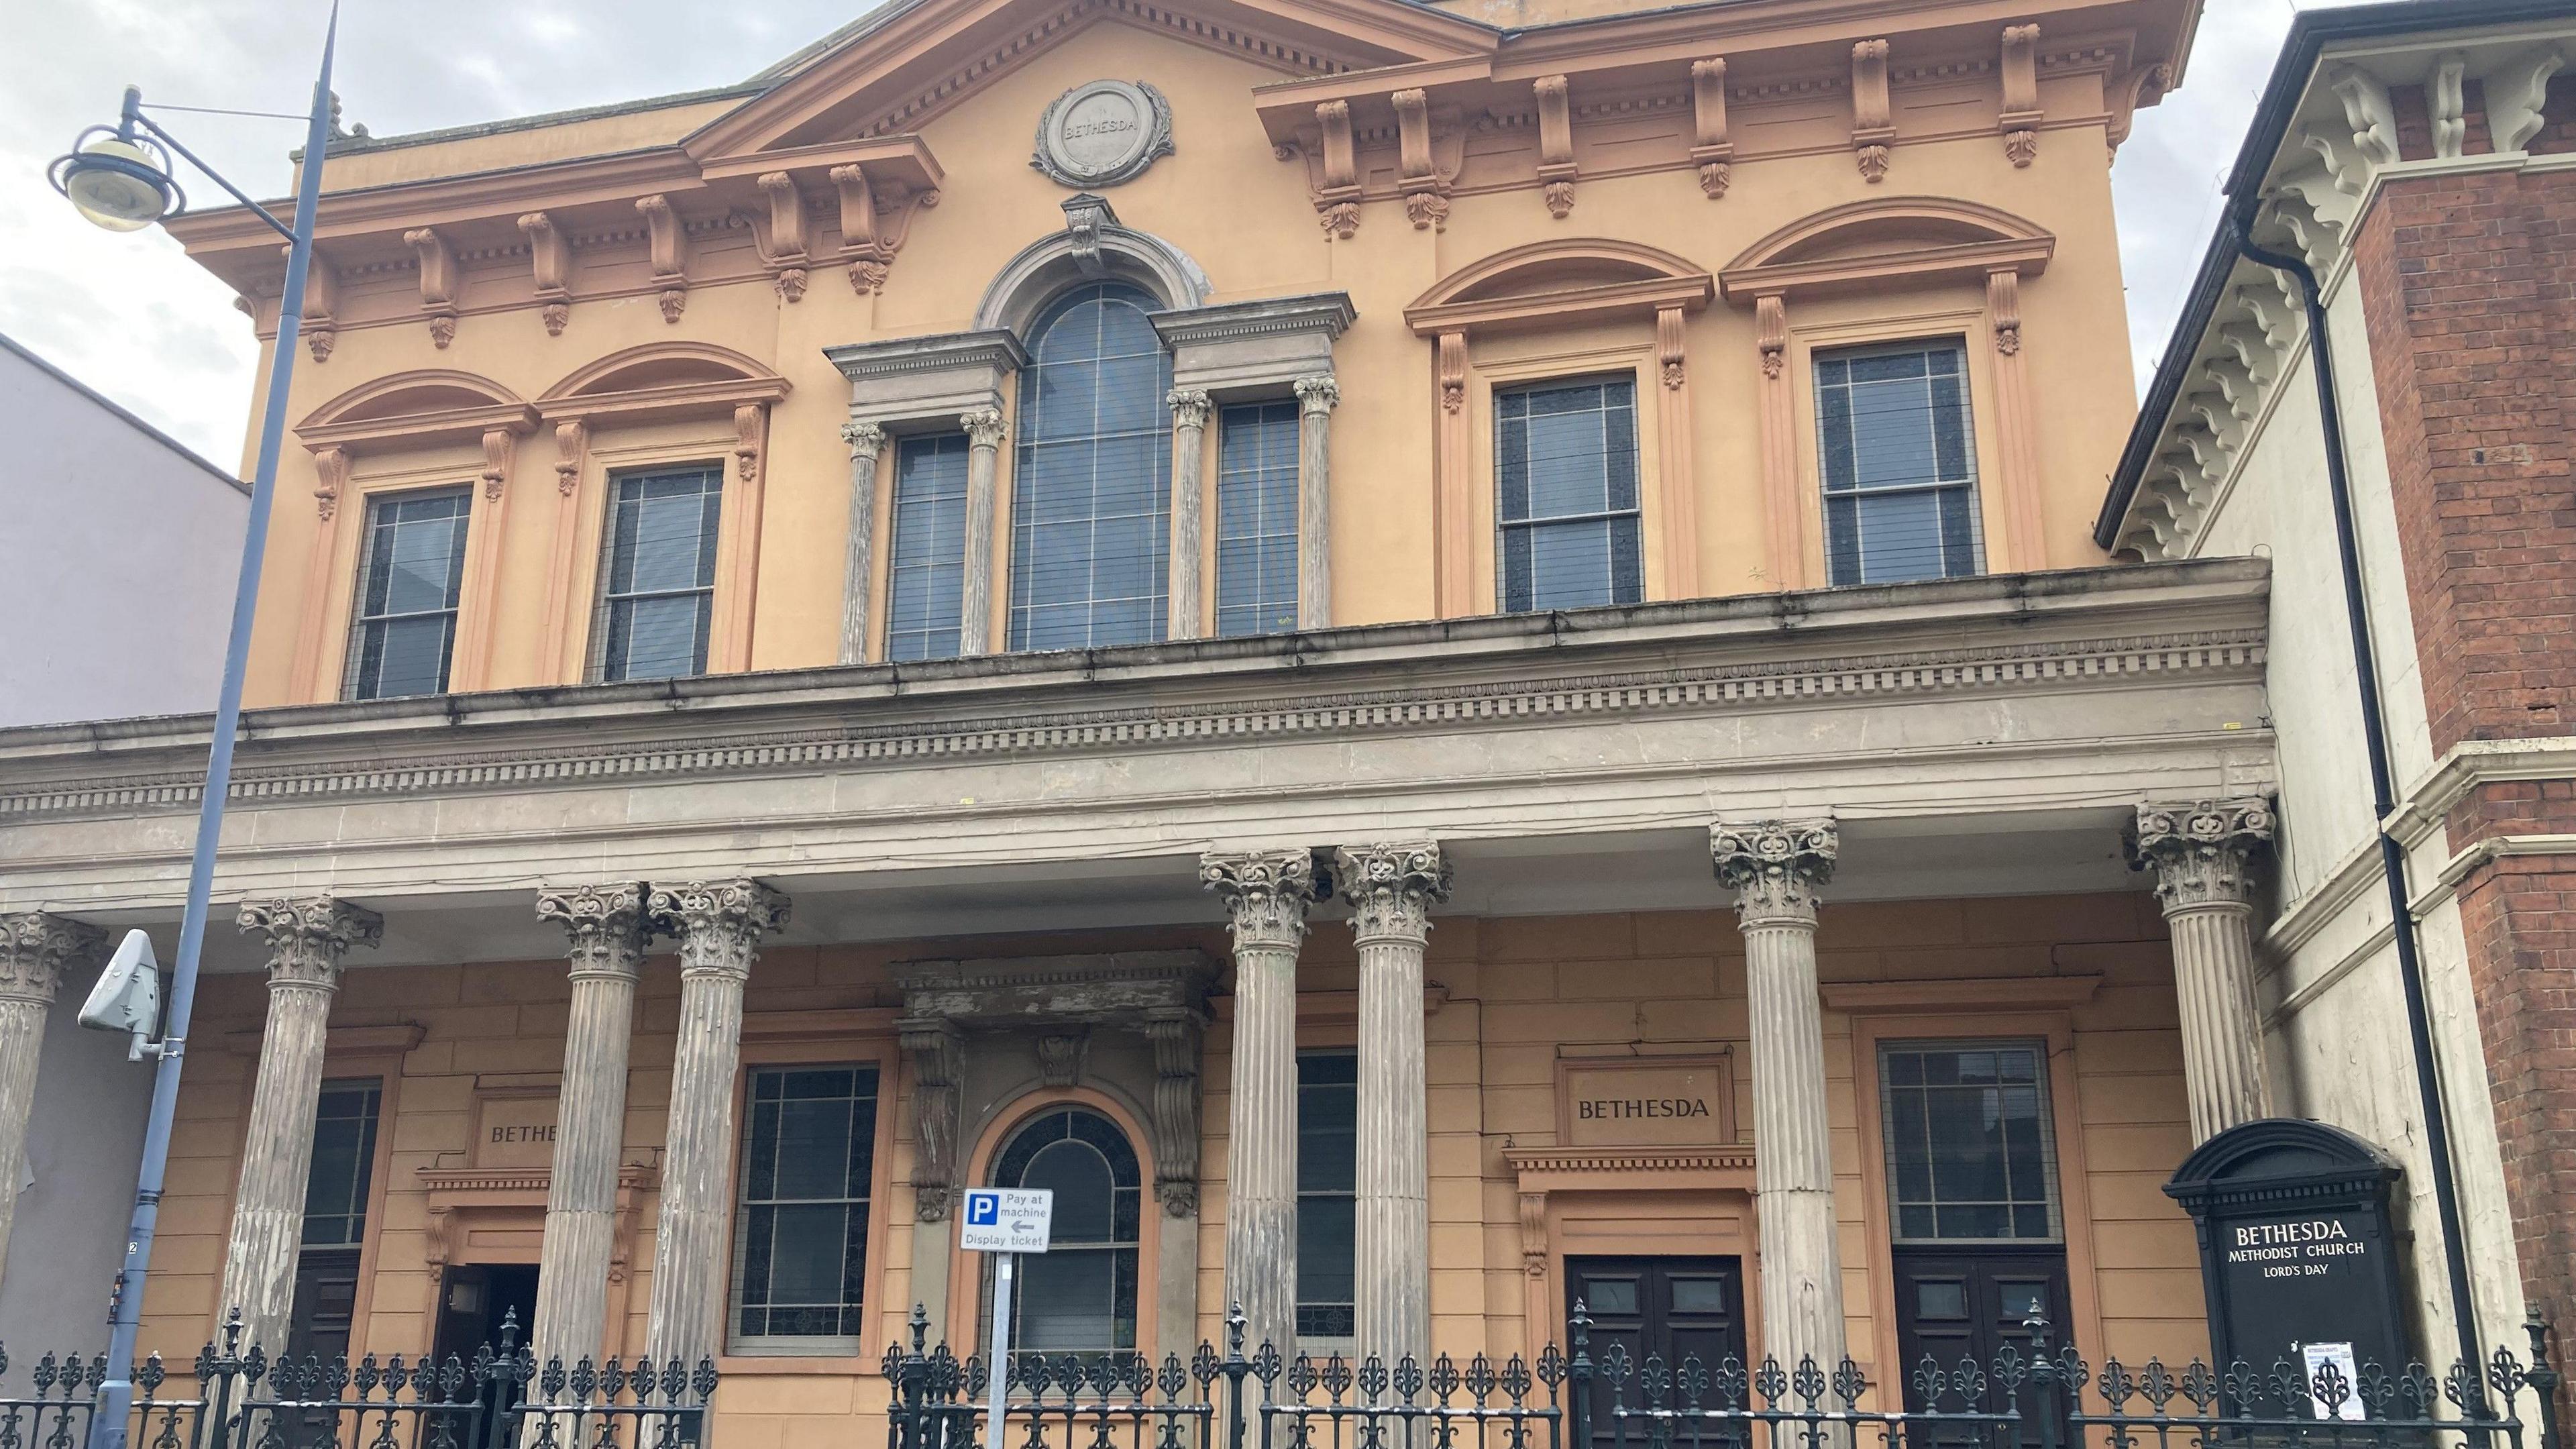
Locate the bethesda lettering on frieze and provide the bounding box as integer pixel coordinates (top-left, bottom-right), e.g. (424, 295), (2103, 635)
(1033, 79), (1175, 187)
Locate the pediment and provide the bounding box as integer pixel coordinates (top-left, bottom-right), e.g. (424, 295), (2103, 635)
(687, 0), (1493, 161)
(1719, 197), (2055, 305)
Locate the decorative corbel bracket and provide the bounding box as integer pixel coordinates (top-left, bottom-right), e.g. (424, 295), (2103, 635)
(1315, 100), (1362, 239)
(2426, 53), (2469, 160)
(824, 165), (941, 296)
(2000, 25), (2043, 167)
(402, 227), (460, 348)
(1535, 75), (1578, 217)
(1756, 294), (1788, 379)
(1393, 88), (1452, 232)
(1690, 59), (1734, 199)
(636, 194), (689, 323)
(1143, 1005), (1205, 1217)
(478, 427), (515, 502)
(751, 172), (812, 303)
(285, 243), (340, 363)
(2105, 64), (2171, 157)
(1851, 41), (1895, 182)
(313, 445), (350, 521)
(733, 403), (766, 484)
(1986, 269), (2022, 356)
(2324, 64), (2400, 172)
(552, 419), (588, 497)
(1437, 331), (1468, 413)
(517, 212), (572, 336)
(897, 1017), (963, 1222)
(1063, 193), (1118, 278)
(1657, 306), (1687, 389)
(2487, 44), (2567, 154)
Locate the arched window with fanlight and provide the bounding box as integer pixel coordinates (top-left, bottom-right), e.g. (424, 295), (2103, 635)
(985, 1106), (1142, 1359)
(1009, 282), (1175, 652)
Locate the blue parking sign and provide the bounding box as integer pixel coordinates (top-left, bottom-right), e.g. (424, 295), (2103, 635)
(965, 1189), (1001, 1226)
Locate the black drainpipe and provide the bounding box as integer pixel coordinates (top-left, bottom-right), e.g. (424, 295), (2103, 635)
(2230, 212), (2487, 1377)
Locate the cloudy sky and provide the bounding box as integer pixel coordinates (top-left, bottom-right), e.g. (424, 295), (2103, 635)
(0, 0), (2336, 470)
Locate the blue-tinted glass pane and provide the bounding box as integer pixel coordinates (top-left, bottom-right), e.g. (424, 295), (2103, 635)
(1815, 345), (1984, 585)
(602, 469), (720, 682)
(1826, 493), (1863, 585)
(1493, 378), (1641, 613)
(889, 433), (969, 662)
(1009, 282), (1173, 652)
(370, 615), (451, 700)
(352, 489), (470, 700)
(1856, 490), (1943, 584)
(618, 594), (702, 680)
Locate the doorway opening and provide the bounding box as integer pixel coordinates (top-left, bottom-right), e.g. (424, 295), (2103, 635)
(433, 1263), (541, 1364)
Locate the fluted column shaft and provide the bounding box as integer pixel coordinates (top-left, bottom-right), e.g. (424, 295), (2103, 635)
(533, 884), (650, 1368)
(1338, 843), (1450, 1366)
(221, 898), (384, 1353)
(1201, 849), (1324, 1355)
(959, 410), (1007, 655)
(1711, 822), (1845, 1375)
(0, 914), (104, 1285)
(645, 879), (789, 1367)
(1295, 377), (1338, 631)
(839, 423), (889, 664)
(1169, 390), (1212, 641)
(2133, 800), (2277, 1142)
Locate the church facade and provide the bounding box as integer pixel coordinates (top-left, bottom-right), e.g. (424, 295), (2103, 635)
(4, 0), (2481, 1441)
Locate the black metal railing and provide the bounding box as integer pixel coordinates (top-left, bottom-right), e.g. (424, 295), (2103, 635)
(1579, 1305), (2565, 1449)
(880, 1306), (1568, 1449)
(0, 1310), (714, 1449)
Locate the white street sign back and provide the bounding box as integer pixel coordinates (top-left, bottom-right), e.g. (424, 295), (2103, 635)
(959, 1187), (1053, 1253)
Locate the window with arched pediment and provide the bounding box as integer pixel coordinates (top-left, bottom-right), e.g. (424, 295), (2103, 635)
(1009, 283), (1175, 652)
(984, 1106), (1141, 1360)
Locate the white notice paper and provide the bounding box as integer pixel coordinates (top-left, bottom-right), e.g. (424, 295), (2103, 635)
(2302, 1342), (2365, 1421)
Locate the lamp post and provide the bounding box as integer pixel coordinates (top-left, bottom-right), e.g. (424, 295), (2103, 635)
(47, 10), (340, 1448)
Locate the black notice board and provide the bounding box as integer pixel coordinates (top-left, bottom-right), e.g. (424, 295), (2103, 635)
(2164, 1118), (2413, 1377)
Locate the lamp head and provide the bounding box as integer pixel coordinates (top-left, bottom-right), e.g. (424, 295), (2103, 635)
(50, 132), (180, 232)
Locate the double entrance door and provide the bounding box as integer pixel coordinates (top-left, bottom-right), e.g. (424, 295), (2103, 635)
(1567, 1256), (1748, 1444)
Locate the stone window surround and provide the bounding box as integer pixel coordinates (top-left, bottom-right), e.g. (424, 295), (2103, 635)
(1825, 977), (2107, 1390)
(827, 293), (1355, 662)
(1404, 239), (1713, 620)
(720, 1014), (906, 1371)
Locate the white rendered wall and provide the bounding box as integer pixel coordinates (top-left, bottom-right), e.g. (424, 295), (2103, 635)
(0, 338), (247, 727)
(2182, 270), (2524, 1360)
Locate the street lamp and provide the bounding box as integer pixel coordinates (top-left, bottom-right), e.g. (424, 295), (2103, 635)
(46, 11), (341, 1449)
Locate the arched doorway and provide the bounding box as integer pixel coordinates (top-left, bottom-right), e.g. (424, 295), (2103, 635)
(986, 1105), (1143, 1358)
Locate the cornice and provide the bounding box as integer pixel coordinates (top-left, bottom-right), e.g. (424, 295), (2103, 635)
(0, 624), (2264, 825)
(1405, 274), (1714, 339)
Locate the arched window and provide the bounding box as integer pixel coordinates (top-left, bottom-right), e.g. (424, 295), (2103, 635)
(987, 1106), (1142, 1358)
(1010, 283), (1174, 651)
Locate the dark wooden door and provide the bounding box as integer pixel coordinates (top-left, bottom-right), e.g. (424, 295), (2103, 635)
(1891, 1244), (2068, 1437)
(285, 1249), (362, 1365)
(1568, 1256), (1748, 1445)
(432, 1263), (542, 1364)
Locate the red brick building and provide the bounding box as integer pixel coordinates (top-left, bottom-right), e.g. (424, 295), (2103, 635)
(2102, 0), (2576, 1372)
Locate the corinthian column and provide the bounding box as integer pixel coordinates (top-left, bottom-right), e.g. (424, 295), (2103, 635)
(1709, 821), (1845, 1375)
(1169, 389), (1213, 641)
(644, 879), (788, 1367)
(1336, 841), (1450, 1367)
(959, 409), (1008, 655)
(1200, 848), (1326, 1355)
(839, 421), (889, 664)
(0, 913), (105, 1283)
(221, 898), (383, 1353)
(1294, 376), (1338, 631)
(2131, 799), (2277, 1141)
(532, 883), (650, 1368)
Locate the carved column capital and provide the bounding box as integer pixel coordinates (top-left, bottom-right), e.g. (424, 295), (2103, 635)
(1201, 848), (1326, 951)
(236, 897), (384, 991)
(1295, 375), (1341, 416)
(961, 408), (1009, 451)
(2131, 798), (2275, 910)
(1710, 820), (1837, 928)
(0, 914), (107, 1007)
(537, 883), (651, 982)
(840, 420), (889, 461)
(647, 879), (789, 981)
(1336, 841), (1451, 943)
(1167, 388), (1214, 431)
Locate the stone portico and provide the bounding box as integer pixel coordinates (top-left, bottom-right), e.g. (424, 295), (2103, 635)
(0, 559), (2276, 1429)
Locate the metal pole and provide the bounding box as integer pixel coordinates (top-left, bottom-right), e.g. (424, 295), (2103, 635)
(88, 11), (338, 1449)
(985, 1254), (1014, 1449)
